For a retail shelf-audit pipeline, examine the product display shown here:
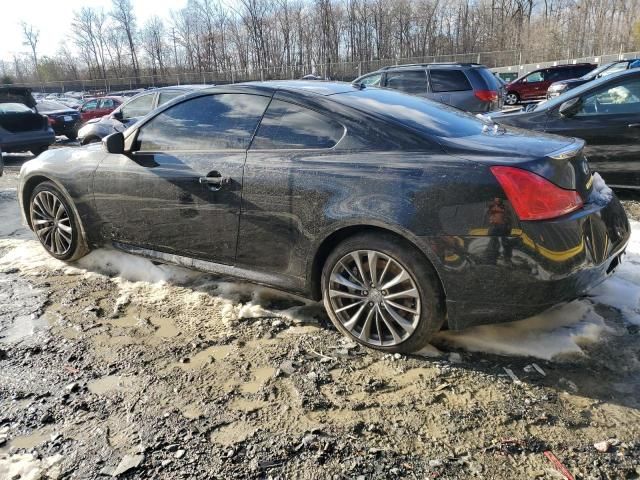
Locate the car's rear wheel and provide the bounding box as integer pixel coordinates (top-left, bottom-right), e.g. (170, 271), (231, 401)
(321, 232), (444, 353)
(66, 131), (78, 141)
(82, 136), (100, 145)
(29, 181), (88, 261)
(504, 92), (519, 105)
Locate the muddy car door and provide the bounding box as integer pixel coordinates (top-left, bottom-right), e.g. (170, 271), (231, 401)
(237, 96), (346, 278)
(545, 74), (640, 188)
(93, 93), (271, 264)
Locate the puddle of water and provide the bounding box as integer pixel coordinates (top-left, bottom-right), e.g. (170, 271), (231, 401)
(209, 421), (255, 446)
(87, 375), (138, 395)
(0, 429), (53, 452)
(151, 316), (178, 338)
(239, 367), (275, 394)
(276, 325), (322, 338)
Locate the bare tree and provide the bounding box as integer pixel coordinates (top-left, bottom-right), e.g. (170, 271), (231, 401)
(20, 22), (40, 79)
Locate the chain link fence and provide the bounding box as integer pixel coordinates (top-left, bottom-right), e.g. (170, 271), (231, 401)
(4, 48), (639, 94)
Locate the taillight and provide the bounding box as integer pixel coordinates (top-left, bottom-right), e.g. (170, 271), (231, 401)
(491, 166), (583, 221)
(47, 116), (56, 125)
(475, 90), (498, 102)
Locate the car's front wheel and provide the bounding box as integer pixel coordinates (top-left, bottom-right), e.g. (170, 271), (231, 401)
(504, 92), (519, 105)
(29, 181), (88, 261)
(321, 232), (444, 353)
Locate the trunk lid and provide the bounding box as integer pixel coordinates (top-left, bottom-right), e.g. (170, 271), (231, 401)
(436, 124), (593, 202)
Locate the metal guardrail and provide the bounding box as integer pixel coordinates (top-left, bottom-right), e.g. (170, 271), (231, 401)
(3, 49), (640, 93)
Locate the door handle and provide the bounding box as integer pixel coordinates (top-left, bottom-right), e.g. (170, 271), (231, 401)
(628, 123), (640, 128)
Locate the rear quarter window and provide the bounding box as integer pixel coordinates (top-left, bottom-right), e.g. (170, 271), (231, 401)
(429, 69), (472, 92)
(251, 100), (344, 149)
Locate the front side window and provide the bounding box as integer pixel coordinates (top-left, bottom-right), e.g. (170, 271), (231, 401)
(429, 69), (472, 92)
(100, 98), (115, 109)
(385, 70), (428, 94)
(82, 99), (98, 111)
(137, 94), (270, 151)
(251, 100), (344, 149)
(576, 79), (640, 116)
(524, 71), (544, 83)
(121, 94), (155, 120)
(358, 73), (382, 86)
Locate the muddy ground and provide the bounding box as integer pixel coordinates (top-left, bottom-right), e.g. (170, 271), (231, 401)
(1, 154), (639, 479)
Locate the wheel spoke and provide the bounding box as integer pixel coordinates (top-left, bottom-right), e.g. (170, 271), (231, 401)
(335, 300), (364, 313)
(384, 299), (418, 314)
(343, 302), (367, 331)
(359, 306), (375, 342)
(329, 289), (364, 300)
(378, 257), (391, 286)
(351, 252), (368, 285)
(338, 260), (365, 288)
(380, 270), (410, 290)
(331, 273), (365, 291)
(377, 305), (402, 343)
(384, 287), (418, 301)
(367, 251), (378, 286)
(382, 302), (416, 335)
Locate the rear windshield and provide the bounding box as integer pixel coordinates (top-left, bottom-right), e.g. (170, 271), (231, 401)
(37, 101), (69, 112)
(0, 103), (32, 113)
(338, 87), (485, 138)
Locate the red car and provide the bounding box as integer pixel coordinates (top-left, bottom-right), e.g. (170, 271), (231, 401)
(79, 96), (123, 122)
(504, 63), (596, 105)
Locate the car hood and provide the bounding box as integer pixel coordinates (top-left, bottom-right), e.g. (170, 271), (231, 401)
(549, 78), (587, 89)
(37, 108), (78, 116)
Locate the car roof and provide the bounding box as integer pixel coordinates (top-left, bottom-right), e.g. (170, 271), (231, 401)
(201, 80), (359, 97)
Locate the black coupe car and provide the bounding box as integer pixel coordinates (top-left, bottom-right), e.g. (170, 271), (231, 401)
(490, 69), (640, 189)
(18, 81), (629, 352)
(36, 100), (82, 140)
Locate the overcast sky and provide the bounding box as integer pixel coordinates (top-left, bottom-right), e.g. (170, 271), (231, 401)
(0, 0), (188, 62)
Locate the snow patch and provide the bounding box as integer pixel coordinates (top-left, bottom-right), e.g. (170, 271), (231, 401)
(434, 301), (608, 360)
(590, 172), (613, 206)
(0, 453), (63, 480)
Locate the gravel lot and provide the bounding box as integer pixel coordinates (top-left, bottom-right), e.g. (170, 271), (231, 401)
(1, 153), (639, 479)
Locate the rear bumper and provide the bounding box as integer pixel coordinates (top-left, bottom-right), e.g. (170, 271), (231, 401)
(0, 128), (55, 152)
(433, 196), (630, 330)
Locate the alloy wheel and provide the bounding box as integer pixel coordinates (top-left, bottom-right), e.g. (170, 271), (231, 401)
(505, 93), (518, 105)
(327, 250), (421, 347)
(30, 190), (73, 256)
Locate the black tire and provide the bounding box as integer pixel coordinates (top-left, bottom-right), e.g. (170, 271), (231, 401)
(504, 91), (519, 106)
(30, 145), (48, 156)
(29, 181), (89, 262)
(321, 232), (445, 353)
(65, 131), (78, 141)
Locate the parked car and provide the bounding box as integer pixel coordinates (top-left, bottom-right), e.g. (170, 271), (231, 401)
(78, 85), (208, 145)
(504, 63), (597, 105)
(0, 146), (3, 176)
(489, 69), (640, 189)
(79, 96), (123, 123)
(353, 62), (502, 113)
(547, 59), (640, 98)
(36, 100), (82, 140)
(18, 81), (629, 352)
(0, 87), (55, 155)
(57, 96), (83, 109)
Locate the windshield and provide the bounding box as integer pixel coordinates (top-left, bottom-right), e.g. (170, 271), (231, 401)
(0, 103), (33, 113)
(37, 100), (70, 112)
(580, 62), (614, 80)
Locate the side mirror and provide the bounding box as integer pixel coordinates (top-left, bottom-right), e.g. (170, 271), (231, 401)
(112, 110), (123, 121)
(103, 132), (125, 154)
(558, 97), (582, 118)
